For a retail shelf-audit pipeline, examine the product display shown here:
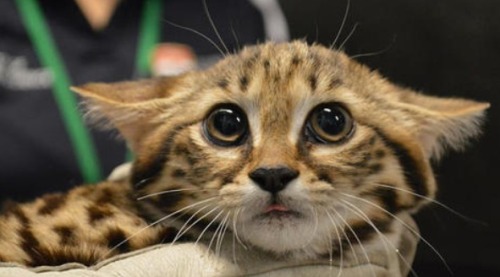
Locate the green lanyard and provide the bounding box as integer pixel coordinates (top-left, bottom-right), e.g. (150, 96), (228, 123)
(15, 0), (163, 183)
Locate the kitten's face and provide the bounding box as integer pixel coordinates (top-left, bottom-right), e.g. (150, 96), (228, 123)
(75, 41), (487, 257)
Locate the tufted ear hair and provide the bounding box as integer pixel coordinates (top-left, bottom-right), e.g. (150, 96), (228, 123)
(72, 77), (184, 153)
(397, 89), (490, 160)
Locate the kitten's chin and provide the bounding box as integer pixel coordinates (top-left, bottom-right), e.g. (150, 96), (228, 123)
(237, 210), (325, 255)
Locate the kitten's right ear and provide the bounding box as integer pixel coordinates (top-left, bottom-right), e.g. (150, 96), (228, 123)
(71, 77), (183, 152)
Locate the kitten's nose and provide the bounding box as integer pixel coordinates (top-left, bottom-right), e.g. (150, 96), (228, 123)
(249, 166), (299, 194)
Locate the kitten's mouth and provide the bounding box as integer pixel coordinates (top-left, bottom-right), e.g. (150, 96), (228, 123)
(264, 203), (289, 213)
(259, 203), (301, 219)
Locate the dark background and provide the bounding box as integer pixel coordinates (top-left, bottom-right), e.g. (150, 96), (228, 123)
(279, 0), (499, 276)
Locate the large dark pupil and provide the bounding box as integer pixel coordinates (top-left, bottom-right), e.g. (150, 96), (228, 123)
(213, 109), (243, 136)
(316, 107), (345, 135)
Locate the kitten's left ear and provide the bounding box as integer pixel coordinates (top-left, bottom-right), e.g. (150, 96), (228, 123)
(71, 76), (185, 152)
(398, 89), (490, 160)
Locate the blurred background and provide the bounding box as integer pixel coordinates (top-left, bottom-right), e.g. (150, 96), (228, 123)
(0, 0), (498, 276)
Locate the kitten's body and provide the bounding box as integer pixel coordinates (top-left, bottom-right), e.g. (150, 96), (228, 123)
(0, 41), (488, 268)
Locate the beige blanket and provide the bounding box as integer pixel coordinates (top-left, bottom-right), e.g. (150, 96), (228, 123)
(0, 213), (418, 277)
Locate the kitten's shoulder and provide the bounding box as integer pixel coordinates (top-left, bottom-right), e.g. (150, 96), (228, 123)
(0, 181), (164, 266)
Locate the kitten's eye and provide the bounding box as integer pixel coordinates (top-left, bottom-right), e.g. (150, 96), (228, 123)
(203, 104), (248, 146)
(306, 103), (354, 143)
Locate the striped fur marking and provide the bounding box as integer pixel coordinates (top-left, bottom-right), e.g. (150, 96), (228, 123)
(132, 122), (197, 189)
(38, 193), (66, 215)
(374, 128), (429, 197)
(53, 225), (76, 245)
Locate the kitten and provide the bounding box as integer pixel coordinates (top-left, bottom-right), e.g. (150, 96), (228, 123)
(0, 41), (488, 268)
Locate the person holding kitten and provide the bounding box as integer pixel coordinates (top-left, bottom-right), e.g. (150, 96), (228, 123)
(0, 0), (288, 202)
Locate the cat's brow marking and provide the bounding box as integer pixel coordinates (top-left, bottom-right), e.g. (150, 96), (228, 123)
(308, 74), (318, 91)
(217, 78), (229, 90)
(239, 75), (249, 92)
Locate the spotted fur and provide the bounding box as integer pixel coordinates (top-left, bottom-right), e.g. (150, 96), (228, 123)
(0, 41), (488, 266)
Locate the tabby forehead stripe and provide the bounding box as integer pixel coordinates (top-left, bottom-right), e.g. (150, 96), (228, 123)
(239, 75), (249, 92)
(328, 77), (342, 90)
(372, 127), (428, 197)
(308, 74), (317, 91)
(217, 78), (229, 90)
(285, 55), (301, 77)
(263, 59), (270, 72)
(307, 52), (321, 71)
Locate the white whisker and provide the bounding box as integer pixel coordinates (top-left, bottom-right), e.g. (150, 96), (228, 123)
(229, 22), (241, 53)
(338, 198), (419, 277)
(326, 227), (333, 267)
(163, 20), (225, 56)
(301, 206), (320, 247)
(216, 212), (231, 257)
(202, 0), (229, 54)
(340, 192), (453, 274)
(195, 209), (224, 246)
(374, 183), (486, 225)
(232, 227), (237, 265)
(174, 205), (220, 242)
(133, 177), (154, 188)
(137, 188), (211, 201)
(331, 0), (351, 49)
(330, 206), (376, 277)
(233, 207), (248, 250)
(108, 197), (217, 254)
(350, 35), (396, 59)
(326, 208), (360, 270)
(338, 22), (359, 51)
(207, 211), (228, 256)
(323, 208), (343, 277)
(172, 203), (214, 243)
